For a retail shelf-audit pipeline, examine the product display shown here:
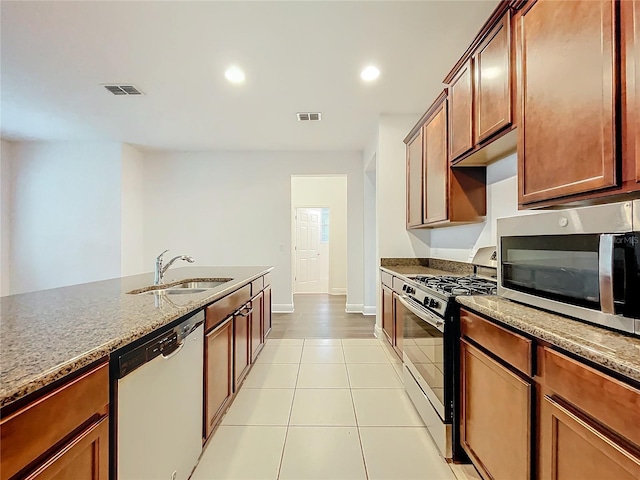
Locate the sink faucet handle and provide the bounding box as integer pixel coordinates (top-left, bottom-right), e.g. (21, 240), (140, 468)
(156, 249), (170, 261)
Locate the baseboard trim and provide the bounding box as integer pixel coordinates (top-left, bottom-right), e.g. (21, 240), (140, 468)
(363, 305), (376, 316)
(272, 304), (294, 313)
(345, 303), (364, 314)
(330, 288), (347, 295)
(374, 324), (382, 338)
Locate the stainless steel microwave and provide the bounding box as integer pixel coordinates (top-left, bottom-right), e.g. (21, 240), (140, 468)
(497, 200), (640, 336)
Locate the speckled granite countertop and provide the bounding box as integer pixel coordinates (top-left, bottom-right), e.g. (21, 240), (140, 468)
(381, 265), (456, 276)
(457, 296), (640, 383)
(0, 266), (272, 408)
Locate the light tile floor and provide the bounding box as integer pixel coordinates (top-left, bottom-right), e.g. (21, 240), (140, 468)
(191, 338), (478, 480)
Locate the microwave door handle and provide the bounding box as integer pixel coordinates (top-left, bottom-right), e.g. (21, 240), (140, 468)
(598, 234), (619, 314)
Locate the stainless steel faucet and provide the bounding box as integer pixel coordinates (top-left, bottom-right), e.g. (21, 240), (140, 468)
(154, 249), (195, 285)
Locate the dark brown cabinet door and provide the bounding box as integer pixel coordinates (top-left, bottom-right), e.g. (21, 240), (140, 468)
(460, 339), (531, 480)
(406, 129), (424, 228)
(623, 0), (640, 187)
(539, 395), (640, 480)
(381, 285), (394, 345)
(392, 293), (403, 358)
(448, 59), (474, 161)
(234, 307), (251, 389)
(474, 11), (512, 144)
(204, 317), (233, 439)
(250, 292), (264, 363)
(25, 417), (109, 480)
(516, 0), (617, 205)
(263, 287), (272, 339)
(424, 95), (448, 224)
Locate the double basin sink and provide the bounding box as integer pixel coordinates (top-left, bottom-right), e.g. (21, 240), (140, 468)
(128, 279), (233, 295)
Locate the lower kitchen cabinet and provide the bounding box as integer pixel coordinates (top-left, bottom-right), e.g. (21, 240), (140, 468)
(0, 362), (109, 480)
(380, 281), (402, 361)
(381, 285), (394, 345)
(460, 339), (532, 480)
(460, 307), (640, 480)
(204, 316), (233, 439)
(539, 395), (640, 480)
(263, 286), (272, 338)
(24, 417), (109, 480)
(250, 292), (264, 363)
(234, 304), (251, 389)
(202, 275), (273, 442)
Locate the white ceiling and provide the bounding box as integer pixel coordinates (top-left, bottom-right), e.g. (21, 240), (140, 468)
(1, 1), (498, 152)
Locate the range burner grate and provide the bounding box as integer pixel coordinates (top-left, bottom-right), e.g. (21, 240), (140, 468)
(412, 275), (497, 296)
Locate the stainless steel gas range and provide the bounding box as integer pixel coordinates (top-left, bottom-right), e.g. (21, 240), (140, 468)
(398, 250), (497, 461)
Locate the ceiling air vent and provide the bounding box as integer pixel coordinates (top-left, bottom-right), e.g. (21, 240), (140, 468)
(297, 112), (322, 122)
(103, 84), (144, 96)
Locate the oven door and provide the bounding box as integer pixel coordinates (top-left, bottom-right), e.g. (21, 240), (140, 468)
(397, 294), (447, 420)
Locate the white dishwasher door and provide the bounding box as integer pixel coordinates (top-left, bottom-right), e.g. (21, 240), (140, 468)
(118, 323), (203, 480)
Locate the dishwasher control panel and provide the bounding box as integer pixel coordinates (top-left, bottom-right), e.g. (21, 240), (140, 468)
(117, 310), (204, 378)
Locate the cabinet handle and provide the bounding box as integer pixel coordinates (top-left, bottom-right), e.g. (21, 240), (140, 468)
(238, 307), (254, 317)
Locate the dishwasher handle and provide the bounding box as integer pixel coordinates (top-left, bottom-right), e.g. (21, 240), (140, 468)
(161, 341), (184, 359)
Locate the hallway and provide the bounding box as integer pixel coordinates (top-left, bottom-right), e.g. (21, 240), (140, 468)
(270, 294), (376, 339)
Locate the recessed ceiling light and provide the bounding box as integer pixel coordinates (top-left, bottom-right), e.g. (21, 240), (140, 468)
(225, 66), (245, 84)
(360, 65), (380, 82)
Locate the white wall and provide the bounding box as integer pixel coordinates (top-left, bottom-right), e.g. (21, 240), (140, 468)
(120, 143), (145, 276)
(141, 151), (364, 312)
(0, 139), (13, 296)
(430, 153), (535, 261)
(376, 115), (431, 258)
(8, 141), (123, 294)
(363, 155), (377, 315)
(291, 176), (347, 296)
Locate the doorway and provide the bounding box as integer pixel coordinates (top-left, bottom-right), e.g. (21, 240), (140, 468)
(294, 207), (329, 293)
(291, 175), (348, 302)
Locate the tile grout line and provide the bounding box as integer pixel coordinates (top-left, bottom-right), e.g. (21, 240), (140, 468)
(275, 341), (303, 480)
(344, 340), (370, 480)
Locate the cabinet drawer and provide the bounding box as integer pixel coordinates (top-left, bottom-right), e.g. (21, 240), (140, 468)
(460, 308), (532, 376)
(381, 271), (393, 288)
(251, 276), (264, 295)
(0, 362), (109, 480)
(540, 347), (640, 447)
(263, 272), (272, 287)
(206, 284), (251, 332)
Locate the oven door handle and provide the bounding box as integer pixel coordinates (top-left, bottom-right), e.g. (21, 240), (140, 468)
(398, 295), (445, 332)
(598, 234), (622, 314)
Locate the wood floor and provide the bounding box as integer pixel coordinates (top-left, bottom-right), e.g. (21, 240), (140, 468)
(269, 294), (375, 339)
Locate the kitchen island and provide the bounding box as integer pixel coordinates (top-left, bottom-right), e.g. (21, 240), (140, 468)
(0, 265), (272, 409)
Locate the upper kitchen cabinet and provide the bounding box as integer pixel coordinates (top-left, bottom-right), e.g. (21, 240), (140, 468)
(447, 59), (474, 161)
(623, 0), (640, 189)
(424, 92), (449, 224)
(474, 10), (512, 144)
(445, 1), (516, 166)
(514, 0), (640, 207)
(406, 127), (424, 228)
(405, 92), (487, 229)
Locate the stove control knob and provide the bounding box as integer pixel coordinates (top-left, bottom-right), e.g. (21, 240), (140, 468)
(430, 299), (440, 309)
(406, 287), (414, 295)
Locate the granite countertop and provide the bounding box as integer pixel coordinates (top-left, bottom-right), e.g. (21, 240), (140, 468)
(457, 296), (640, 384)
(380, 265), (455, 276)
(0, 265), (272, 408)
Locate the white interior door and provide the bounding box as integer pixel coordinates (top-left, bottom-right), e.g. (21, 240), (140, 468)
(295, 208), (324, 293)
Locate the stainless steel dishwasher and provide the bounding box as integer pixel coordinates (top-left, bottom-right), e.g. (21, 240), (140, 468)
(115, 310), (204, 480)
